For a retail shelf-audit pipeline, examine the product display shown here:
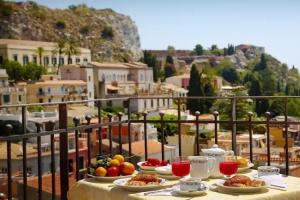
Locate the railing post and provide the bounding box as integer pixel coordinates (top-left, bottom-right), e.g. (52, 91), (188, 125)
(85, 115), (92, 167)
(231, 97), (237, 154)
(142, 111), (148, 160)
(73, 117), (80, 181)
(21, 106), (27, 200)
(195, 111), (200, 156)
(97, 101), (102, 154)
(284, 97), (289, 175)
(159, 111), (165, 160)
(213, 111), (219, 144)
(118, 112), (123, 154)
(107, 113), (113, 155)
(177, 98), (182, 157)
(248, 112), (253, 163)
(265, 112), (271, 166)
(59, 103), (68, 200)
(35, 122), (43, 200)
(46, 120), (56, 200)
(5, 124), (13, 200)
(127, 98), (132, 161)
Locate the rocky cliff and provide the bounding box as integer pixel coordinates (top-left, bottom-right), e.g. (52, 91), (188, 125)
(0, 1), (142, 61)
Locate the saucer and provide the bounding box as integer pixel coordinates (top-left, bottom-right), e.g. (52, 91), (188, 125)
(173, 184), (209, 196)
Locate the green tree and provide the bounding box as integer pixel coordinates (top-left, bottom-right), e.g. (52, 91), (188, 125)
(203, 81), (215, 113)
(227, 44), (235, 55)
(23, 62), (46, 81)
(36, 47), (44, 66)
(64, 40), (80, 64)
(254, 53), (267, 71)
(164, 55), (175, 78)
(55, 39), (66, 74)
(193, 44), (204, 55)
(0, 60), (24, 81)
(187, 65), (205, 114)
(221, 67), (239, 84)
(142, 50), (159, 82)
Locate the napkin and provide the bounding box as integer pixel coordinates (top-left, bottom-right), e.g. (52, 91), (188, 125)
(259, 175), (287, 190)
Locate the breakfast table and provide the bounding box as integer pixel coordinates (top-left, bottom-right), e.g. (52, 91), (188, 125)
(68, 170), (300, 200)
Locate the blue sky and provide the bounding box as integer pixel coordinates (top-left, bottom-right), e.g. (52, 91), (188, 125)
(33, 0), (300, 68)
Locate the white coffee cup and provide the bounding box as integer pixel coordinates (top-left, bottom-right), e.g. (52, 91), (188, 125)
(188, 156), (216, 180)
(179, 177), (204, 191)
(258, 166), (280, 177)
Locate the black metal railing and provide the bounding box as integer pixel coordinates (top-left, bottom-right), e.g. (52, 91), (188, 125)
(0, 96), (299, 200)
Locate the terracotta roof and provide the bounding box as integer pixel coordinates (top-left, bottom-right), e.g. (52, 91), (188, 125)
(123, 139), (172, 157)
(0, 142), (37, 160)
(23, 174), (76, 196)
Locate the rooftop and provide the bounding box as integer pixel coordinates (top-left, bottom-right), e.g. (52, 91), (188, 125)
(89, 61), (148, 69)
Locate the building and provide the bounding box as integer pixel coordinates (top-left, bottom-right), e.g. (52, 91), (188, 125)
(165, 73), (223, 92)
(0, 39), (91, 72)
(0, 69), (26, 107)
(24, 75), (88, 104)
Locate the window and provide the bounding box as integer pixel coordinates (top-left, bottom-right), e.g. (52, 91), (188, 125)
(61, 98), (64, 102)
(39, 98), (43, 103)
(76, 58), (80, 64)
(0, 55), (3, 64)
(13, 54), (18, 62)
(151, 99), (153, 107)
(32, 55), (37, 64)
(48, 88), (51, 94)
(18, 95), (22, 102)
(68, 58), (72, 64)
(23, 55), (29, 65)
(113, 74), (116, 81)
(89, 92), (91, 98)
(144, 100), (147, 109)
(78, 156), (84, 170)
(52, 57), (57, 65)
(44, 56), (49, 66)
(1, 168), (7, 173)
(140, 74), (144, 81)
(61, 86), (64, 92)
(83, 58), (88, 62)
(3, 94), (10, 104)
(48, 98), (51, 103)
(59, 57), (64, 65)
(69, 138), (75, 150)
(88, 76), (91, 82)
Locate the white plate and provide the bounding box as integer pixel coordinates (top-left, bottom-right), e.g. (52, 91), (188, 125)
(173, 184), (209, 196)
(155, 165), (172, 175)
(87, 171), (137, 182)
(157, 173), (180, 180)
(113, 177), (166, 192)
(138, 162), (165, 171)
(140, 169), (156, 174)
(216, 179), (268, 193)
(238, 163), (254, 173)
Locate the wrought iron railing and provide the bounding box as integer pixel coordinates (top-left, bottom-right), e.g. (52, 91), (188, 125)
(0, 96), (299, 200)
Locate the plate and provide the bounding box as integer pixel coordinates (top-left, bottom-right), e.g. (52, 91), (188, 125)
(113, 177), (167, 192)
(155, 165), (172, 175)
(216, 180), (268, 193)
(87, 171), (137, 182)
(140, 169), (156, 174)
(157, 173), (180, 180)
(137, 162), (167, 171)
(173, 184), (209, 196)
(238, 163), (254, 173)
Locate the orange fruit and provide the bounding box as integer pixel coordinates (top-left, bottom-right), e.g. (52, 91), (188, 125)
(95, 167), (107, 177)
(120, 162), (135, 175)
(113, 154), (125, 164)
(110, 159), (121, 167)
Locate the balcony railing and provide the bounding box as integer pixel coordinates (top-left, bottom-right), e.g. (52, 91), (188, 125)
(0, 96), (299, 200)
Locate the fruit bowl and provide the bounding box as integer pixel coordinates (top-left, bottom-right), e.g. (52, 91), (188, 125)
(87, 171), (138, 182)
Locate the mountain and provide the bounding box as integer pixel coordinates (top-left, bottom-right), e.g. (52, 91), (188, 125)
(0, 1), (142, 61)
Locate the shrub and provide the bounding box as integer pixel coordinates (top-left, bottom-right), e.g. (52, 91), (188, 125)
(27, 105), (44, 112)
(55, 20), (66, 29)
(102, 26), (114, 39)
(79, 26), (90, 35)
(0, 0), (13, 17)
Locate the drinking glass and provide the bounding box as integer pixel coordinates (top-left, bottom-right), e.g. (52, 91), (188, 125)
(171, 157), (190, 177)
(219, 153), (238, 179)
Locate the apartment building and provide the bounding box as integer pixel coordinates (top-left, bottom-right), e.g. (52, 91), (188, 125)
(0, 39), (91, 72)
(0, 69), (26, 107)
(24, 75), (88, 104)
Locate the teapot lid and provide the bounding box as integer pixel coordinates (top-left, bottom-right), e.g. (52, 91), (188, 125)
(205, 144), (225, 155)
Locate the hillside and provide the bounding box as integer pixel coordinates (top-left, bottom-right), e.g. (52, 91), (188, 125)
(0, 1), (142, 61)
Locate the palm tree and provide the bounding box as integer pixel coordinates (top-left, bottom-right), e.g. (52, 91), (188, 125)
(55, 39), (66, 74)
(64, 40), (80, 64)
(36, 47), (44, 66)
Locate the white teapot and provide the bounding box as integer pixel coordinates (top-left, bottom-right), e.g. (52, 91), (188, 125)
(201, 144), (234, 178)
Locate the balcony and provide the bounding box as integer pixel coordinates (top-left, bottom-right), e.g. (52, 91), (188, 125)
(0, 96), (300, 200)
